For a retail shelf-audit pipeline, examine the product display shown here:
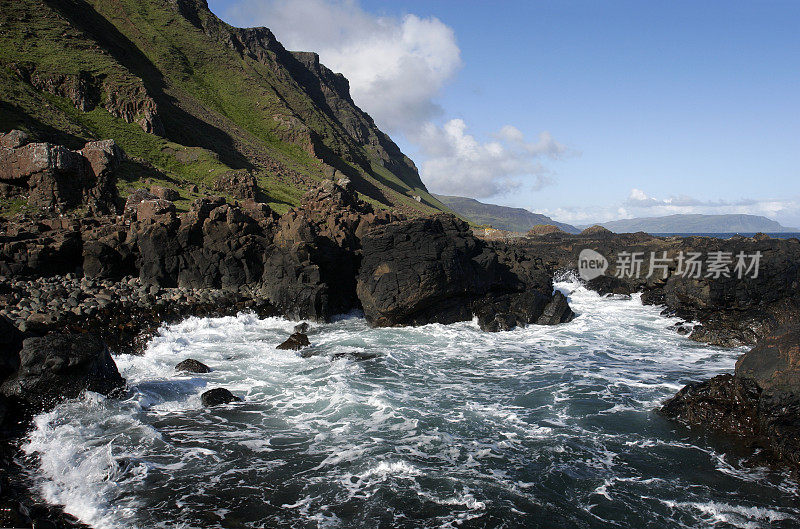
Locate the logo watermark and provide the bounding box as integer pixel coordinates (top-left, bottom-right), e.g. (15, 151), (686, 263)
(578, 249), (609, 280)
(578, 249), (762, 280)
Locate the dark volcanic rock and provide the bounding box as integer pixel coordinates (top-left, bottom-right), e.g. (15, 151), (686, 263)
(0, 333), (125, 415)
(474, 290), (553, 332)
(537, 291), (575, 325)
(201, 387), (241, 406)
(356, 215), (505, 326)
(356, 214), (571, 329)
(175, 359), (211, 373)
(735, 326), (800, 394)
(277, 332), (311, 350)
(0, 315), (23, 380)
(662, 326), (800, 470)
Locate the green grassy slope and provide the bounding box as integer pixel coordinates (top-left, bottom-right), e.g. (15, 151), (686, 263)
(0, 0), (450, 215)
(434, 194), (580, 233)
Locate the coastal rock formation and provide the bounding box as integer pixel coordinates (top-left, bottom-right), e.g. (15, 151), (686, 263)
(0, 333), (125, 416)
(0, 130), (121, 214)
(201, 388), (241, 407)
(276, 332), (311, 350)
(499, 231), (800, 346)
(356, 214), (569, 329)
(661, 325), (800, 469)
(176, 359), (211, 373)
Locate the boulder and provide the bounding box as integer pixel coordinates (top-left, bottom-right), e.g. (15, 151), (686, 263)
(356, 215), (507, 326)
(735, 326), (800, 394)
(175, 359), (211, 373)
(201, 387), (241, 407)
(0, 129), (30, 149)
(294, 322), (310, 334)
(136, 198), (176, 221)
(214, 169), (258, 199)
(276, 332), (310, 350)
(150, 185), (180, 202)
(0, 333), (125, 414)
(124, 188), (157, 216)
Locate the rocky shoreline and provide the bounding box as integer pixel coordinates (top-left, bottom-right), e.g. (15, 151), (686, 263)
(2, 127), (800, 524)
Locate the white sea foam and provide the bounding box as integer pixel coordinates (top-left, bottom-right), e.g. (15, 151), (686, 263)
(21, 276), (800, 528)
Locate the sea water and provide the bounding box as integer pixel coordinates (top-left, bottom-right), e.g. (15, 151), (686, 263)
(21, 277), (800, 528)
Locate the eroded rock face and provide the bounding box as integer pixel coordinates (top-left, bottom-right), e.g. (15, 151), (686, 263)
(0, 131), (122, 214)
(356, 214), (571, 329)
(735, 326), (800, 393)
(661, 326), (800, 470)
(0, 333), (125, 415)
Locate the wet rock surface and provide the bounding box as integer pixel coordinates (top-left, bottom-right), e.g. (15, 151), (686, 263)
(661, 326), (800, 470)
(501, 231), (800, 346)
(175, 359), (211, 373)
(276, 332), (311, 350)
(201, 388), (241, 407)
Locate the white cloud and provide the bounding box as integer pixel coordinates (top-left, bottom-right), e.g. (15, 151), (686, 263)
(222, 0), (569, 197)
(412, 119), (563, 197)
(224, 0), (461, 132)
(541, 189), (800, 227)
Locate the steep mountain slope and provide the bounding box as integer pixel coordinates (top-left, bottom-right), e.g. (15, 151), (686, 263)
(434, 194), (579, 233)
(593, 214), (798, 234)
(0, 0), (447, 214)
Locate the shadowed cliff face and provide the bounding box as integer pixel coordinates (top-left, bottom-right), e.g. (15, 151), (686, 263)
(0, 0), (445, 215)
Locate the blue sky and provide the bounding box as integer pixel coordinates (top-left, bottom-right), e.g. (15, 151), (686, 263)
(209, 0), (800, 227)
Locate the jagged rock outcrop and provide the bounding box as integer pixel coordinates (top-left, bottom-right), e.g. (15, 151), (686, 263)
(356, 214), (570, 329)
(661, 325), (800, 470)
(0, 333), (125, 417)
(0, 130), (121, 213)
(501, 232), (800, 346)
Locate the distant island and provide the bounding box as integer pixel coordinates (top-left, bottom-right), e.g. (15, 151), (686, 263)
(585, 214), (799, 234)
(434, 194), (580, 233)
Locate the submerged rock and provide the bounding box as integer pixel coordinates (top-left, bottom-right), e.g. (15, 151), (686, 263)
(201, 388), (241, 407)
(175, 359), (211, 374)
(277, 332), (311, 350)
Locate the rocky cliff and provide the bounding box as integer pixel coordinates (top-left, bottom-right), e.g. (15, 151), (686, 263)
(0, 0), (447, 216)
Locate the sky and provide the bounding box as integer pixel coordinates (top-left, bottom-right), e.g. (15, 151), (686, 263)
(208, 0), (800, 227)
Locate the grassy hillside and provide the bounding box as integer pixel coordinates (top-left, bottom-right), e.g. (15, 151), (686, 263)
(434, 194), (579, 233)
(0, 0), (449, 215)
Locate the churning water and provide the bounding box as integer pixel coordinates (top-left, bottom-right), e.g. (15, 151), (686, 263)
(22, 277), (800, 528)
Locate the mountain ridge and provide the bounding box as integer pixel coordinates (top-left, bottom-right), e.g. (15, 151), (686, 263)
(0, 0), (447, 215)
(587, 213), (798, 234)
(433, 194), (580, 233)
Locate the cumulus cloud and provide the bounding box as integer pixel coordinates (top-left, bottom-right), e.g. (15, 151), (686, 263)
(223, 0), (461, 132)
(221, 0), (570, 197)
(412, 120), (564, 197)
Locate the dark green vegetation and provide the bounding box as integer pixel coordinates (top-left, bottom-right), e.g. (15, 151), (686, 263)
(434, 194), (579, 233)
(0, 0), (449, 215)
(592, 214), (798, 234)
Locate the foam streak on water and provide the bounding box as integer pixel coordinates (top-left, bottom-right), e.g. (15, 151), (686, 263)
(22, 278), (800, 528)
